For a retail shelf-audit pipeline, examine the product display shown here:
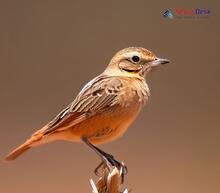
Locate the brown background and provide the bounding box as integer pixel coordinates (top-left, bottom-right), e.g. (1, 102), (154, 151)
(0, 1), (219, 193)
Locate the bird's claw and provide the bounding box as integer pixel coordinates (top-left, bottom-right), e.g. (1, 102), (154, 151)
(94, 156), (128, 184)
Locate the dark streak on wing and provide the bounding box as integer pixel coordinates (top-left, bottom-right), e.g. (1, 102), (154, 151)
(42, 75), (123, 135)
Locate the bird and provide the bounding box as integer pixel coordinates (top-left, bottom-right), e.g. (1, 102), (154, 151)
(5, 47), (169, 170)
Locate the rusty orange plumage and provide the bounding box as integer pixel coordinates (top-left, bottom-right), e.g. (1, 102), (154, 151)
(5, 47), (169, 161)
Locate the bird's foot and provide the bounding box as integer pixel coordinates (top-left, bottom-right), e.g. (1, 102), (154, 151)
(94, 151), (127, 184)
(81, 136), (127, 183)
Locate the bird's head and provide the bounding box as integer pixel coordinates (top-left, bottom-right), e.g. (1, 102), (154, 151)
(104, 47), (169, 78)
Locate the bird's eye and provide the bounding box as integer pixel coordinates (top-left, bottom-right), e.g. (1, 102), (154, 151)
(131, 55), (140, 63)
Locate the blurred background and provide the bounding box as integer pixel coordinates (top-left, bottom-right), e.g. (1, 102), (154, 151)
(0, 1), (219, 193)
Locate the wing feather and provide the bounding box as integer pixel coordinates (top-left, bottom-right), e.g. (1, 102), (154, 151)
(42, 75), (123, 135)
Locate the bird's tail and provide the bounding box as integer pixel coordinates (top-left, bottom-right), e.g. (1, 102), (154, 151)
(5, 133), (44, 161)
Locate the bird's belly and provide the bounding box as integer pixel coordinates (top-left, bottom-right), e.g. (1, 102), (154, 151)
(65, 105), (142, 144)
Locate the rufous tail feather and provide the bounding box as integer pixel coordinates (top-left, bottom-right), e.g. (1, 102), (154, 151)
(5, 133), (43, 161)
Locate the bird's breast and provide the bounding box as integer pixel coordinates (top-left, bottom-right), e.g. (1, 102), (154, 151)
(83, 103), (143, 144)
(63, 78), (149, 144)
(118, 78), (149, 108)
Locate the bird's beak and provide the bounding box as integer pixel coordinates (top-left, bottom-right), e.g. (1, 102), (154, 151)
(148, 57), (170, 67)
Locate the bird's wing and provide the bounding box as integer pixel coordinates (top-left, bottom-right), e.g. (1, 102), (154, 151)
(41, 75), (123, 135)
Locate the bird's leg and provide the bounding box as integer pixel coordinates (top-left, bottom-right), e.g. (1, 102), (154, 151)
(81, 136), (127, 182)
